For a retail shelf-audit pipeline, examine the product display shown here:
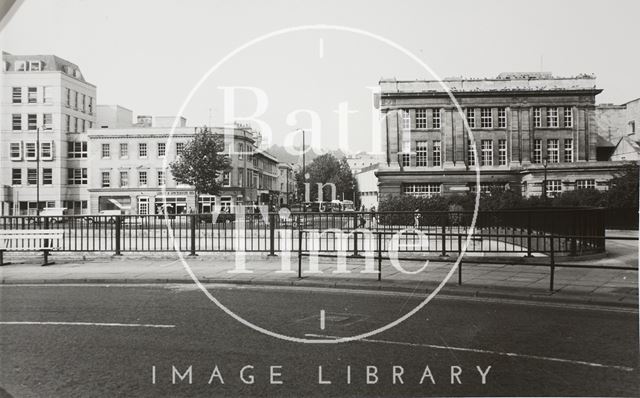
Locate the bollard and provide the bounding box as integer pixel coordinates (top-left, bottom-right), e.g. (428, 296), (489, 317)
(189, 214), (197, 256)
(268, 212), (276, 256)
(297, 229), (303, 279)
(114, 215), (122, 255)
(377, 232), (382, 282)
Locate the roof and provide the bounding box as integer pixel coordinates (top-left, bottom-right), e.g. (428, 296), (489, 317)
(2, 51), (91, 84)
(380, 72), (599, 95)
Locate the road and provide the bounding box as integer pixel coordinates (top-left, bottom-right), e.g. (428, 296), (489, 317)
(0, 284), (637, 397)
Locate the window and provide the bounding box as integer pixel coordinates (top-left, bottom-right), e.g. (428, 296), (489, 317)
(576, 179), (595, 190)
(238, 143), (243, 159)
(157, 142), (166, 157)
(138, 171), (147, 187)
(43, 86), (52, 104)
(12, 87), (21, 103)
(101, 171), (111, 188)
(401, 141), (411, 167)
(27, 114), (37, 130)
(480, 108), (492, 128)
(533, 108), (542, 128)
(416, 141), (428, 166)
(139, 143), (147, 157)
(42, 169), (52, 185)
(466, 108), (476, 128)
(238, 169), (244, 186)
(546, 180), (562, 197)
(81, 94), (86, 113)
(27, 87), (37, 103)
(74, 91), (78, 109)
(68, 168), (88, 185)
(29, 61), (41, 71)
(120, 143), (128, 158)
(88, 97), (93, 114)
(65, 115), (70, 132)
(74, 117), (78, 133)
(157, 170), (165, 186)
(533, 139), (542, 164)
(65, 88), (71, 107)
(222, 171), (230, 187)
(547, 107), (559, 128)
(10, 143), (21, 160)
(401, 109), (411, 130)
(564, 139), (574, 163)
(547, 139), (559, 163)
(68, 142), (87, 158)
(467, 139), (476, 166)
(403, 183), (441, 197)
(432, 108), (441, 129)
(415, 109), (427, 129)
(564, 107), (573, 128)
(11, 169), (22, 185)
(12, 114), (21, 131)
(120, 171), (129, 187)
(15, 60), (26, 71)
(481, 140), (493, 166)
(138, 197), (149, 215)
(40, 142), (52, 160)
(176, 142), (185, 156)
(498, 139), (507, 165)
(27, 169), (37, 185)
(101, 143), (110, 158)
(43, 113), (52, 131)
(498, 108), (507, 128)
(25, 142), (37, 160)
(630, 121), (636, 134)
(433, 140), (441, 167)
(81, 119), (86, 133)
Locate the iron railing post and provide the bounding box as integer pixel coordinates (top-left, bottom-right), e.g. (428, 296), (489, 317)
(526, 211), (532, 257)
(297, 229), (303, 279)
(440, 213), (447, 257)
(549, 218), (555, 291)
(458, 259), (463, 285)
(377, 232), (382, 281)
(570, 210), (577, 256)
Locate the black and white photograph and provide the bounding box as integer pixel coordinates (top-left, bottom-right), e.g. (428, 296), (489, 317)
(0, 0), (638, 396)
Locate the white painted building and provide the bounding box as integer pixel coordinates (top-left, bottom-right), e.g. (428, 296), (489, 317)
(356, 164), (379, 210)
(1, 52), (96, 215)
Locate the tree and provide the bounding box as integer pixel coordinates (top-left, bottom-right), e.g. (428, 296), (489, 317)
(294, 154), (358, 203)
(605, 163), (639, 209)
(169, 127), (231, 210)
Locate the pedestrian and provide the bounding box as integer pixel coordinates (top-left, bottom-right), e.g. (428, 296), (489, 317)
(413, 209), (421, 229)
(370, 206), (377, 229)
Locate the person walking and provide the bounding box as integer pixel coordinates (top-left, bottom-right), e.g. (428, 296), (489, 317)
(413, 209), (421, 229)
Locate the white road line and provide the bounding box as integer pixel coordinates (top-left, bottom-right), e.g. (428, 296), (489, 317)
(304, 333), (635, 372)
(320, 310), (325, 330)
(318, 38), (324, 58)
(0, 321), (175, 328)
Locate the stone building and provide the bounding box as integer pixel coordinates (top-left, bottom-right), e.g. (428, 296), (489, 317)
(87, 117), (270, 215)
(376, 72), (630, 198)
(276, 163), (295, 206)
(1, 52), (96, 215)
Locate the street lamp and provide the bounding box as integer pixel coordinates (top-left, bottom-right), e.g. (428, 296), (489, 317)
(36, 126), (41, 217)
(541, 155), (549, 199)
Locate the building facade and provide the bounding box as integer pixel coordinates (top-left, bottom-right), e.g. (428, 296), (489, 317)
(1, 52), (96, 215)
(276, 163), (295, 206)
(87, 121), (269, 215)
(355, 164), (379, 210)
(376, 72), (630, 198)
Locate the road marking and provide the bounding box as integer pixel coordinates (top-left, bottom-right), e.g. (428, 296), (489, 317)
(318, 38), (324, 58)
(0, 321), (175, 329)
(304, 333), (635, 372)
(320, 310), (325, 330)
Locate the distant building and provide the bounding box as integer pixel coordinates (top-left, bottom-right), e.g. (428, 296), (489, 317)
(376, 72), (631, 198)
(1, 52), (96, 215)
(346, 152), (384, 174)
(355, 164), (379, 210)
(96, 105), (134, 129)
(87, 119), (272, 215)
(276, 163), (295, 206)
(597, 98), (640, 161)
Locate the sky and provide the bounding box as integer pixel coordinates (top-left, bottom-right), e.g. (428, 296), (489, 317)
(1, 0), (639, 153)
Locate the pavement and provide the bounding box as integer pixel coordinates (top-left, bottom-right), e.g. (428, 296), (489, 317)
(1, 229), (637, 308)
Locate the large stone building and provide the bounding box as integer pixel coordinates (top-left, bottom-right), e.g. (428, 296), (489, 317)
(376, 72), (629, 198)
(1, 52), (96, 215)
(87, 115), (277, 215)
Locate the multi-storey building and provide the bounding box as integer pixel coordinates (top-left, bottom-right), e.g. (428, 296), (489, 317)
(1, 52), (96, 215)
(87, 117), (271, 214)
(346, 152), (384, 174)
(376, 72), (629, 198)
(276, 163), (295, 206)
(253, 151), (279, 207)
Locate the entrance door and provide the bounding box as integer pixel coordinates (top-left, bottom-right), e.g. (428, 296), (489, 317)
(138, 197), (149, 215)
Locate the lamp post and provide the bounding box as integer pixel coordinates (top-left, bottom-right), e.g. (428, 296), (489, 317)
(542, 155), (549, 199)
(36, 126), (41, 217)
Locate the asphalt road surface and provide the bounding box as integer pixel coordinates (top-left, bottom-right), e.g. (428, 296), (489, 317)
(0, 284), (638, 397)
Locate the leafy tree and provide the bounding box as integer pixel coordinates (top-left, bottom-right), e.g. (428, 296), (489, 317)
(169, 127), (231, 209)
(294, 154), (357, 203)
(605, 163), (639, 209)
